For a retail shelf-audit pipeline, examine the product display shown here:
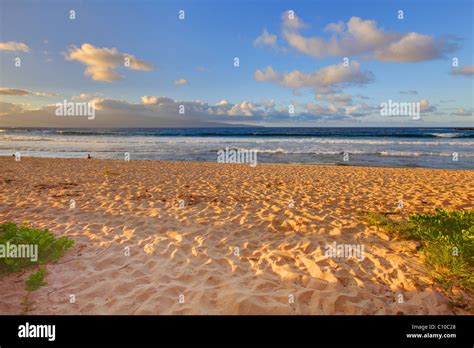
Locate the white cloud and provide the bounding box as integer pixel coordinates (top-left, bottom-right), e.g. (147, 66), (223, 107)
(324, 21), (345, 33)
(254, 29), (278, 47)
(0, 41), (30, 52)
(451, 64), (474, 77)
(0, 88), (55, 97)
(305, 102), (341, 115)
(317, 93), (353, 106)
(109, 97), (252, 118)
(281, 10), (308, 31)
(254, 66), (279, 82)
(304, 100), (374, 119)
(91, 96), (272, 120)
(0, 94), (449, 127)
(71, 93), (98, 100)
(420, 99), (437, 113)
(377, 32), (443, 62)
(174, 78), (188, 86)
(228, 101), (258, 116)
(216, 99), (230, 106)
(282, 14), (456, 62)
(451, 108), (473, 116)
(259, 99), (276, 109)
(140, 96), (174, 105)
(345, 102), (373, 116)
(254, 61), (373, 94)
(65, 43), (153, 82)
(0, 101), (24, 116)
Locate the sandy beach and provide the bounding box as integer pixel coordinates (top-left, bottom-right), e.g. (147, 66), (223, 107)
(0, 156), (472, 314)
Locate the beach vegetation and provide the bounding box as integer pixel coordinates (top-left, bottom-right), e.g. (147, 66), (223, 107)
(0, 222), (74, 273)
(365, 209), (473, 294)
(25, 266), (47, 291)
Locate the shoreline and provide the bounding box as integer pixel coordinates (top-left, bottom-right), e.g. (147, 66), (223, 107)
(1, 155), (471, 171)
(0, 157), (472, 314)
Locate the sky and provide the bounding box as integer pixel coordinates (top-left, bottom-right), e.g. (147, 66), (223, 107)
(0, 0), (473, 127)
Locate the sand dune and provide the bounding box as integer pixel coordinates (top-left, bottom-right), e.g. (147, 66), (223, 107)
(0, 157), (472, 314)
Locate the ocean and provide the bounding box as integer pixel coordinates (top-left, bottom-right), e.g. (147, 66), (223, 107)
(1, 127), (473, 169)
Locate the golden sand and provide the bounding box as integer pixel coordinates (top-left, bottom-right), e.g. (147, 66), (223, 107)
(0, 157), (472, 314)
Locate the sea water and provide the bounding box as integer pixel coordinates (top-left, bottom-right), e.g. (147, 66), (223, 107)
(0, 127), (473, 169)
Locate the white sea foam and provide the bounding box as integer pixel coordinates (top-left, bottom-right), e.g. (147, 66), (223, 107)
(429, 133), (462, 138)
(2, 134), (474, 147)
(1, 131), (473, 168)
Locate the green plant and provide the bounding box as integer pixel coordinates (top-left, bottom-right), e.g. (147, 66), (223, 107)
(0, 222), (74, 273)
(25, 266), (47, 291)
(364, 209), (473, 293)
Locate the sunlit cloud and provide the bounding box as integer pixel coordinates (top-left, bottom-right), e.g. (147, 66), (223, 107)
(316, 93), (353, 106)
(451, 108), (473, 116)
(254, 29), (278, 47)
(254, 61), (374, 94)
(65, 43), (154, 82)
(0, 88), (56, 97)
(0, 101), (24, 116)
(450, 64), (474, 77)
(174, 78), (188, 86)
(0, 41), (30, 52)
(420, 99), (437, 113)
(281, 12), (457, 62)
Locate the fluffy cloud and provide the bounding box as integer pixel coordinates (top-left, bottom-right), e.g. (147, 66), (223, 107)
(65, 43), (153, 82)
(254, 29), (277, 47)
(174, 78), (188, 86)
(140, 96), (174, 105)
(450, 64), (474, 77)
(324, 21), (345, 33)
(316, 93), (353, 106)
(281, 13), (456, 62)
(228, 101), (259, 116)
(71, 93), (99, 100)
(303, 99), (374, 119)
(0, 88), (55, 97)
(254, 61), (373, 94)
(254, 66), (279, 82)
(281, 11), (307, 31)
(0, 93), (356, 126)
(137, 96), (268, 118)
(305, 102), (341, 115)
(345, 102), (374, 117)
(419, 99), (436, 113)
(451, 108), (473, 116)
(67, 96), (276, 123)
(216, 99), (230, 106)
(0, 92), (443, 127)
(0, 101), (24, 116)
(307, 102), (347, 115)
(127, 96), (369, 120)
(376, 32), (446, 62)
(0, 41), (30, 52)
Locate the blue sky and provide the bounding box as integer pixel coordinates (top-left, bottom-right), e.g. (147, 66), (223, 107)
(0, 0), (472, 127)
